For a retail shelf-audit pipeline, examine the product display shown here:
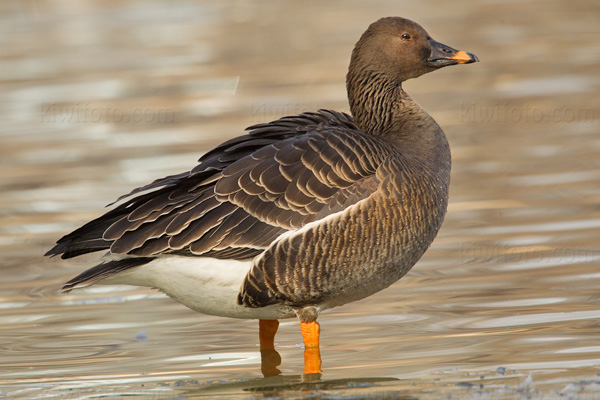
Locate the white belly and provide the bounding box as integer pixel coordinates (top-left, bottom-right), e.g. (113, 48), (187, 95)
(100, 256), (296, 320)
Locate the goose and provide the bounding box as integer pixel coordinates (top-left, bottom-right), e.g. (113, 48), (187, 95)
(46, 16), (478, 375)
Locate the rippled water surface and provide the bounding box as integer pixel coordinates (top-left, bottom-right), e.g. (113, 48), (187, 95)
(2, 0), (600, 399)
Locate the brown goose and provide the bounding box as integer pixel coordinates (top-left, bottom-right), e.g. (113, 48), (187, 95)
(46, 17), (477, 375)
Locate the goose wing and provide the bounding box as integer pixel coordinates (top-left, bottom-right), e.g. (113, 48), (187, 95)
(47, 110), (395, 289)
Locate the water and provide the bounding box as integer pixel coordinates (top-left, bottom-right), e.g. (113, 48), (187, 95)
(1, 0), (599, 399)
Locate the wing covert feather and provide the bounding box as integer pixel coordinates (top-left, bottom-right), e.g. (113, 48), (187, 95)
(47, 110), (392, 266)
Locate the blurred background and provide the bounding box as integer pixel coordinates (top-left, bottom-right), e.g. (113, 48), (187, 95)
(1, 0), (599, 398)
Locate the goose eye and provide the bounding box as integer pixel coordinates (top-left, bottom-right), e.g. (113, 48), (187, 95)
(401, 33), (411, 40)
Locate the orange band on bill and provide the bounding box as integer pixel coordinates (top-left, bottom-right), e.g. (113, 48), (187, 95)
(451, 50), (474, 64)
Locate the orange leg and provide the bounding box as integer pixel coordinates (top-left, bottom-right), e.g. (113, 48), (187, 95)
(259, 319), (281, 376)
(259, 319), (279, 350)
(300, 321), (322, 374)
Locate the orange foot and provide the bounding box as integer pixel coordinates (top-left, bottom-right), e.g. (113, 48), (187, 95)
(300, 321), (322, 374)
(259, 319), (281, 376)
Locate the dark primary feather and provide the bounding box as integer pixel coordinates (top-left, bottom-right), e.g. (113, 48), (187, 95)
(46, 110), (391, 288)
(62, 257), (154, 292)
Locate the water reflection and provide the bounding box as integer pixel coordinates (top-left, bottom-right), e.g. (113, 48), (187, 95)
(186, 375), (402, 398)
